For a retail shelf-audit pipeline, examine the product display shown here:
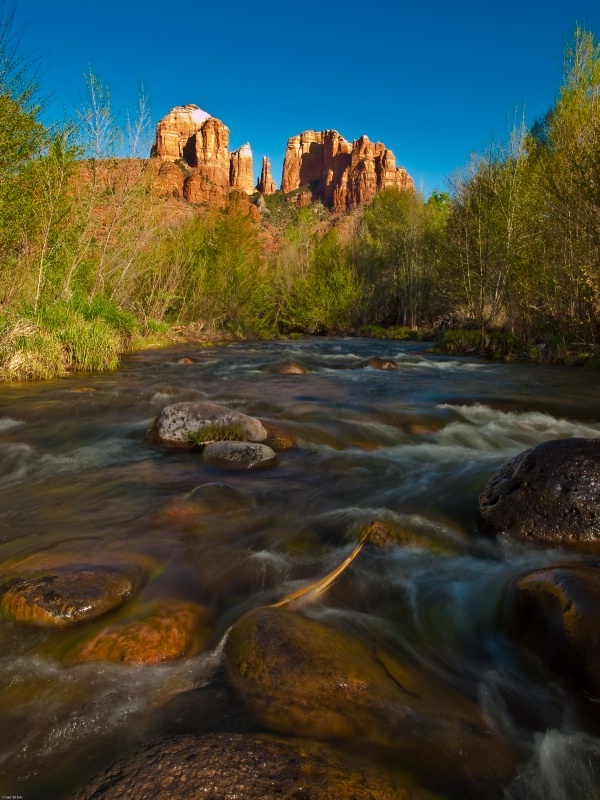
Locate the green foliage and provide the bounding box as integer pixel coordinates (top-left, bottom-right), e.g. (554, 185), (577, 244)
(188, 422), (245, 447)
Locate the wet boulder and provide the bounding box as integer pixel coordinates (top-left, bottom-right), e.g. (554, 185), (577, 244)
(63, 600), (209, 665)
(224, 606), (519, 793)
(260, 420), (297, 449)
(363, 357), (400, 370)
(0, 552), (150, 628)
(479, 438), (600, 545)
(151, 402), (267, 448)
(269, 360), (310, 374)
(503, 565), (600, 695)
(203, 441), (278, 471)
(72, 732), (432, 800)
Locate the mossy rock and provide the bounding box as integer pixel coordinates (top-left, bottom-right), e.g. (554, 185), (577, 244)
(72, 733), (437, 800)
(63, 600), (209, 665)
(0, 552), (152, 628)
(357, 519), (459, 556)
(150, 402), (267, 448)
(224, 607), (519, 793)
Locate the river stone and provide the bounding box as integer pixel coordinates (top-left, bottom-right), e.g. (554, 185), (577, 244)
(269, 360), (310, 374)
(357, 519), (455, 555)
(224, 607), (518, 793)
(0, 553), (150, 628)
(185, 482), (255, 511)
(503, 565), (600, 695)
(479, 438), (600, 545)
(152, 402), (267, 448)
(260, 420), (296, 449)
(203, 441), (277, 471)
(65, 600), (209, 665)
(72, 733), (433, 800)
(363, 357), (400, 370)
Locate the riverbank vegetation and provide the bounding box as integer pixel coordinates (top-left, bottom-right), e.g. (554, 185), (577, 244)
(1, 15), (600, 379)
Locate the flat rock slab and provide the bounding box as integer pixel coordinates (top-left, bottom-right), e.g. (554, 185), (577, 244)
(152, 402), (267, 448)
(72, 732), (431, 800)
(203, 442), (277, 471)
(479, 437), (600, 545)
(0, 553), (150, 628)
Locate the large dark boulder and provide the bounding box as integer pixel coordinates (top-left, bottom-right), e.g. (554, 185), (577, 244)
(503, 565), (600, 696)
(479, 438), (600, 545)
(72, 733), (432, 800)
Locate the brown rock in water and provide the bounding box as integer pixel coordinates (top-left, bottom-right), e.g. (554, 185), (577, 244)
(72, 733), (433, 800)
(256, 156), (277, 195)
(503, 565), (600, 696)
(363, 357), (400, 370)
(281, 129), (413, 211)
(270, 359), (310, 375)
(260, 421), (296, 450)
(0, 553), (150, 628)
(229, 143), (254, 194)
(65, 600), (208, 665)
(479, 438), (600, 545)
(224, 607), (519, 793)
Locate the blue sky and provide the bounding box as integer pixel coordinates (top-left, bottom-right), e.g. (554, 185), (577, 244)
(20, 0), (600, 196)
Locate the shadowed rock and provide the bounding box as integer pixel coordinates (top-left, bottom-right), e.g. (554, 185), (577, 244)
(72, 732), (433, 800)
(503, 565), (600, 695)
(363, 357), (400, 370)
(479, 438), (600, 545)
(203, 442), (277, 471)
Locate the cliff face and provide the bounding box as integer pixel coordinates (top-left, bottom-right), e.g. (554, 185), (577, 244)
(256, 157), (276, 195)
(281, 129), (413, 211)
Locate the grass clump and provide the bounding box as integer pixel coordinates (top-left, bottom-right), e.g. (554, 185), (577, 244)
(188, 422), (246, 447)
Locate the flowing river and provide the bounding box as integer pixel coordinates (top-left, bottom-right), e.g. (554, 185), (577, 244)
(1, 337), (600, 799)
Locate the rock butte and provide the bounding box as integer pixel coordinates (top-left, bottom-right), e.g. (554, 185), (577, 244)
(152, 104), (414, 211)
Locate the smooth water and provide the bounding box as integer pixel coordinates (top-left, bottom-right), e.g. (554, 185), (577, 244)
(1, 337), (600, 799)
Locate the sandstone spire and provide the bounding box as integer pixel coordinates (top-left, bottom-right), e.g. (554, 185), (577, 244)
(256, 156), (277, 195)
(229, 143), (254, 194)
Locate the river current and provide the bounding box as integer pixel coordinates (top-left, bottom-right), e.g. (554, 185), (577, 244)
(1, 337), (600, 799)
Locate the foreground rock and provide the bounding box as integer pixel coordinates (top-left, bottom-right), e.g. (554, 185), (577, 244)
(72, 733), (433, 800)
(224, 607), (519, 794)
(479, 437), (600, 545)
(0, 553), (150, 628)
(203, 442), (277, 471)
(64, 600), (209, 665)
(151, 402), (267, 448)
(503, 565), (600, 696)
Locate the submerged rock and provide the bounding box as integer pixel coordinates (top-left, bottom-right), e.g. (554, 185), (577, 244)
(72, 732), (432, 800)
(0, 553), (150, 628)
(224, 606), (519, 793)
(64, 600), (209, 665)
(269, 360), (310, 374)
(479, 438), (600, 545)
(363, 357), (400, 370)
(151, 401), (267, 448)
(185, 482), (255, 512)
(503, 565), (600, 696)
(203, 441), (278, 471)
(357, 519), (456, 555)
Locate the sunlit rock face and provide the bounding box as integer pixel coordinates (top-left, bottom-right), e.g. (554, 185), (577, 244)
(256, 156), (277, 195)
(230, 143), (255, 194)
(153, 104), (212, 163)
(281, 129), (413, 211)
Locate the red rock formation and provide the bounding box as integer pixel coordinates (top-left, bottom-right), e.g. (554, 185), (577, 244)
(229, 143), (254, 194)
(256, 156), (277, 195)
(281, 129), (413, 211)
(153, 104), (212, 162)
